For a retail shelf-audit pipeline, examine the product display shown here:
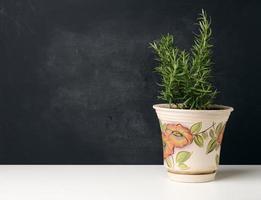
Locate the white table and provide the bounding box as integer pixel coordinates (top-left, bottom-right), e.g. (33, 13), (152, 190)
(0, 165), (260, 200)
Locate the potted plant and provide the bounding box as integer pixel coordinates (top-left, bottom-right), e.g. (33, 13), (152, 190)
(150, 10), (233, 182)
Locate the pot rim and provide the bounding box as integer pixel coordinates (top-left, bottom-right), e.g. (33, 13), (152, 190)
(153, 104), (234, 113)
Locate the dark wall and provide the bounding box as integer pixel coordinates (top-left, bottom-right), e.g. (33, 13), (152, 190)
(0, 0), (260, 164)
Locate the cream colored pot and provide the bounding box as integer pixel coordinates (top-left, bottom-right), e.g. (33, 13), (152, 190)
(153, 104), (233, 182)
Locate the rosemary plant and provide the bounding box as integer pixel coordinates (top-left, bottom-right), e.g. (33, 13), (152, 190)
(150, 10), (217, 110)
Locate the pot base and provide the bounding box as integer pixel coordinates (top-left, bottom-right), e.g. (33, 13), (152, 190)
(167, 172), (216, 183)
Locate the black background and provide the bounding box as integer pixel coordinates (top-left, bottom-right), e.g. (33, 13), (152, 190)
(0, 0), (260, 164)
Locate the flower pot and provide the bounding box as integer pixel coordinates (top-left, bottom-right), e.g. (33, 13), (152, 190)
(153, 104), (233, 183)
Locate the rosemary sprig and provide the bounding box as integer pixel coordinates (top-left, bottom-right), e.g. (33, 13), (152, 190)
(150, 9), (217, 109)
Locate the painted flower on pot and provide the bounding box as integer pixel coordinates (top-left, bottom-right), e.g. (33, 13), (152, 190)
(162, 124), (193, 159)
(217, 124), (225, 144)
(165, 124), (193, 148)
(162, 133), (175, 159)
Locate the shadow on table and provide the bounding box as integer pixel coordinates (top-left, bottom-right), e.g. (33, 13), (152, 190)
(216, 166), (258, 181)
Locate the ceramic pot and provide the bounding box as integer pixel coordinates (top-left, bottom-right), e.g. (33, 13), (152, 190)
(153, 104), (233, 182)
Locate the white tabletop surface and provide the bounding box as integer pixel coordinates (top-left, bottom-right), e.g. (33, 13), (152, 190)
(0, 165), (260, 200)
